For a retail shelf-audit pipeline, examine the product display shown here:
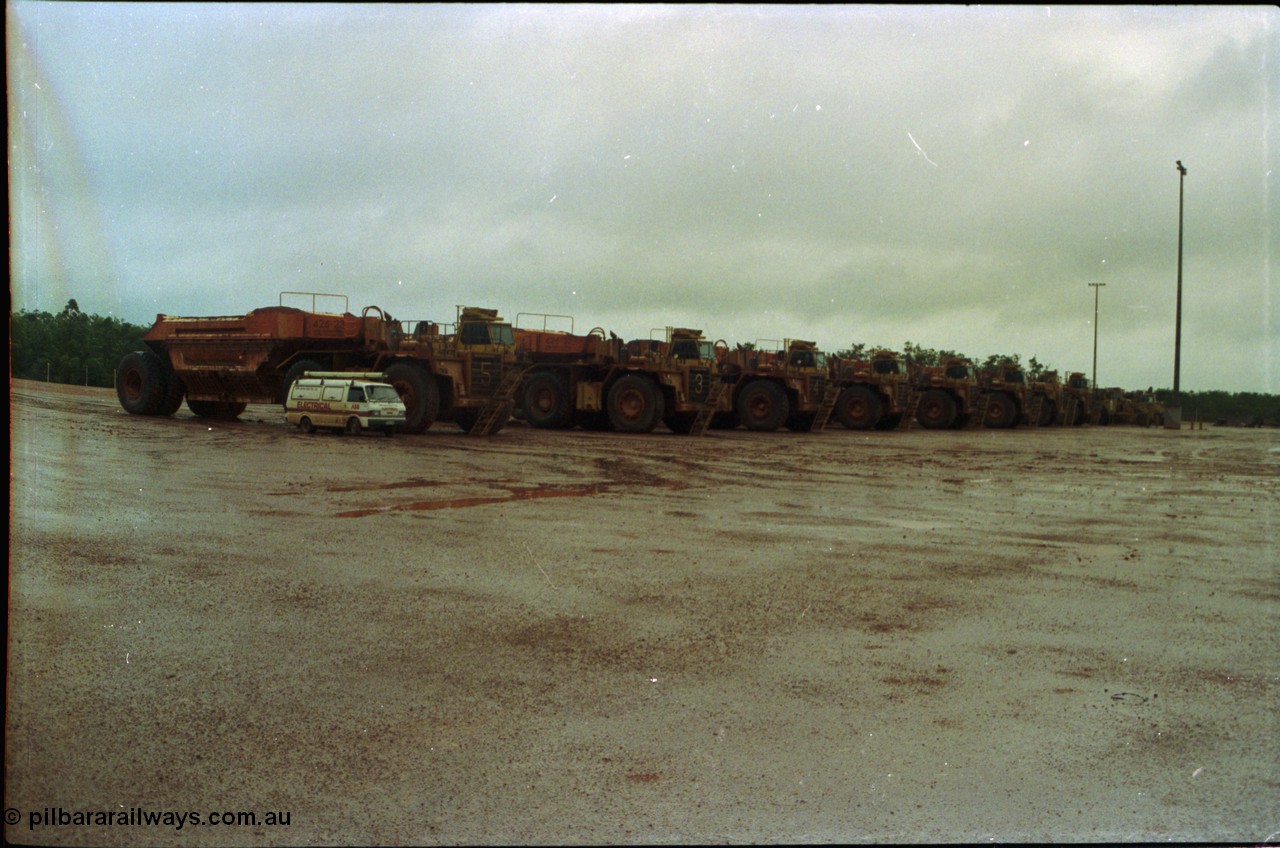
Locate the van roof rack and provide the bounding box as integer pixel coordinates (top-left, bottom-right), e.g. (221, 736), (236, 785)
(300, 372), (389, 380)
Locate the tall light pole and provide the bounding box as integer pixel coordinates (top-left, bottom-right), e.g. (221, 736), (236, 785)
(1089, 282), (1106, 388)
(1173, 160), (1187, 405)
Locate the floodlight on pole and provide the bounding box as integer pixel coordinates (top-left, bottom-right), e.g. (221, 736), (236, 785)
(1089, 282), (1106, 388)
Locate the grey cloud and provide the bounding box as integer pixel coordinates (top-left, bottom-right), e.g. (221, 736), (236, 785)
(9, 3), (1276, 392)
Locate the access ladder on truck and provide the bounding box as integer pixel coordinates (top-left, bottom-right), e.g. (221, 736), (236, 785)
(897, 391), (922, 430)
(809, 385), (841, 432)
(469, 367), (530, 436)
(968, 394), (991, 429)
(688, 378), (730, 437)
(1059, 396), (1079, 426)
(1025, 394), (1045, 428)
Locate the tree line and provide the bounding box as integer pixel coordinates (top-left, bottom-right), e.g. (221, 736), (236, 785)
(11, 301), (149, 387)
(9, 302), (1278, 425)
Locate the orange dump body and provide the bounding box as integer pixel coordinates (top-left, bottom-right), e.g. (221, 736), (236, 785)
(143, 306), (386, 403)
(515, 328), (613, 359)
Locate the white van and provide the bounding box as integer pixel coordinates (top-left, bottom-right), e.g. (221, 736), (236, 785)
(285, 372), (407, 436)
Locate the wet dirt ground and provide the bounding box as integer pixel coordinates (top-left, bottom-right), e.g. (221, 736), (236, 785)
(7, 378), (1279, 845)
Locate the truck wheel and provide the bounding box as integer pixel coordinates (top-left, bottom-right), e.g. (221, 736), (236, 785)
(834, 386), (882, 430)
(736, 380), (789, 432)
(984, 392), (1018, 428)
(282, 359), (324, 409)
(1038, 400), (1056, 426)
(521, 371), (573, 429)
(916, 390), (957, 429)
(385, 361), (439, 433)
(608, 374), (664, 433)
(116, 350), (167, 415)
(299, 417), (315, 434)
(346, 417), (362, 436)
(156, 369), (186, 416)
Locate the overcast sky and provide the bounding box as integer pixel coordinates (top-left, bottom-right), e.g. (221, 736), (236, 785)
(8, 3), (1277, 392)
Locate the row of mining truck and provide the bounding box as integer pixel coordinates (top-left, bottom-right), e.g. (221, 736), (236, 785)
(113, 293), (1163, 435)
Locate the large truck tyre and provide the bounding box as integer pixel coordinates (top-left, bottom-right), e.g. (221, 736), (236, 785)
(281, 359), (325, 409)
(521, 371), (574, 429)
(916, 390), (957, 429)
(1037, 400), (1056, 426)
(385, 361), (440, 433)
(736, 380), (789, 432)
(607, 374), (664, 433)
(116, 350), (168, 415)
(834, 385), (882, 430)
(156, 365), (186, 416)
(984, 392), (1019, 428)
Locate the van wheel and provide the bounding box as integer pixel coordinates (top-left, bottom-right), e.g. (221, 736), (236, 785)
(346, 417), (362, 436)
(299, 417), (314, 434)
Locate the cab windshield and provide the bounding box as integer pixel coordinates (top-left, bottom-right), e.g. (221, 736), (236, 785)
(945, 364), (974, 380)
(366, 385), (402, 403)
(670, 339), (711, 361)
(459, 322), (515, 346)
(874, 358), (905, 375)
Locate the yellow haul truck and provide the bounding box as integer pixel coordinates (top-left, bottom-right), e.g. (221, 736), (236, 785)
(715, 339), (835, 432)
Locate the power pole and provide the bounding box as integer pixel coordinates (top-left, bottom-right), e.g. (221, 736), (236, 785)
(1174, 160), (1187, 404)
(1089, 282), (1105, 389)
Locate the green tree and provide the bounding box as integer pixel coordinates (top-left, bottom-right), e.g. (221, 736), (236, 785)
(902, 341), (966, 368)
(835, 342), (868, 360)
(980, 353), (1021, 371)
(1025, 356), (1050, 381)
(11, 302), (149, 387)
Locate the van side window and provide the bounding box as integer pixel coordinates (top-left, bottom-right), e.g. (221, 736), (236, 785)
(347, 387), (365, 403)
